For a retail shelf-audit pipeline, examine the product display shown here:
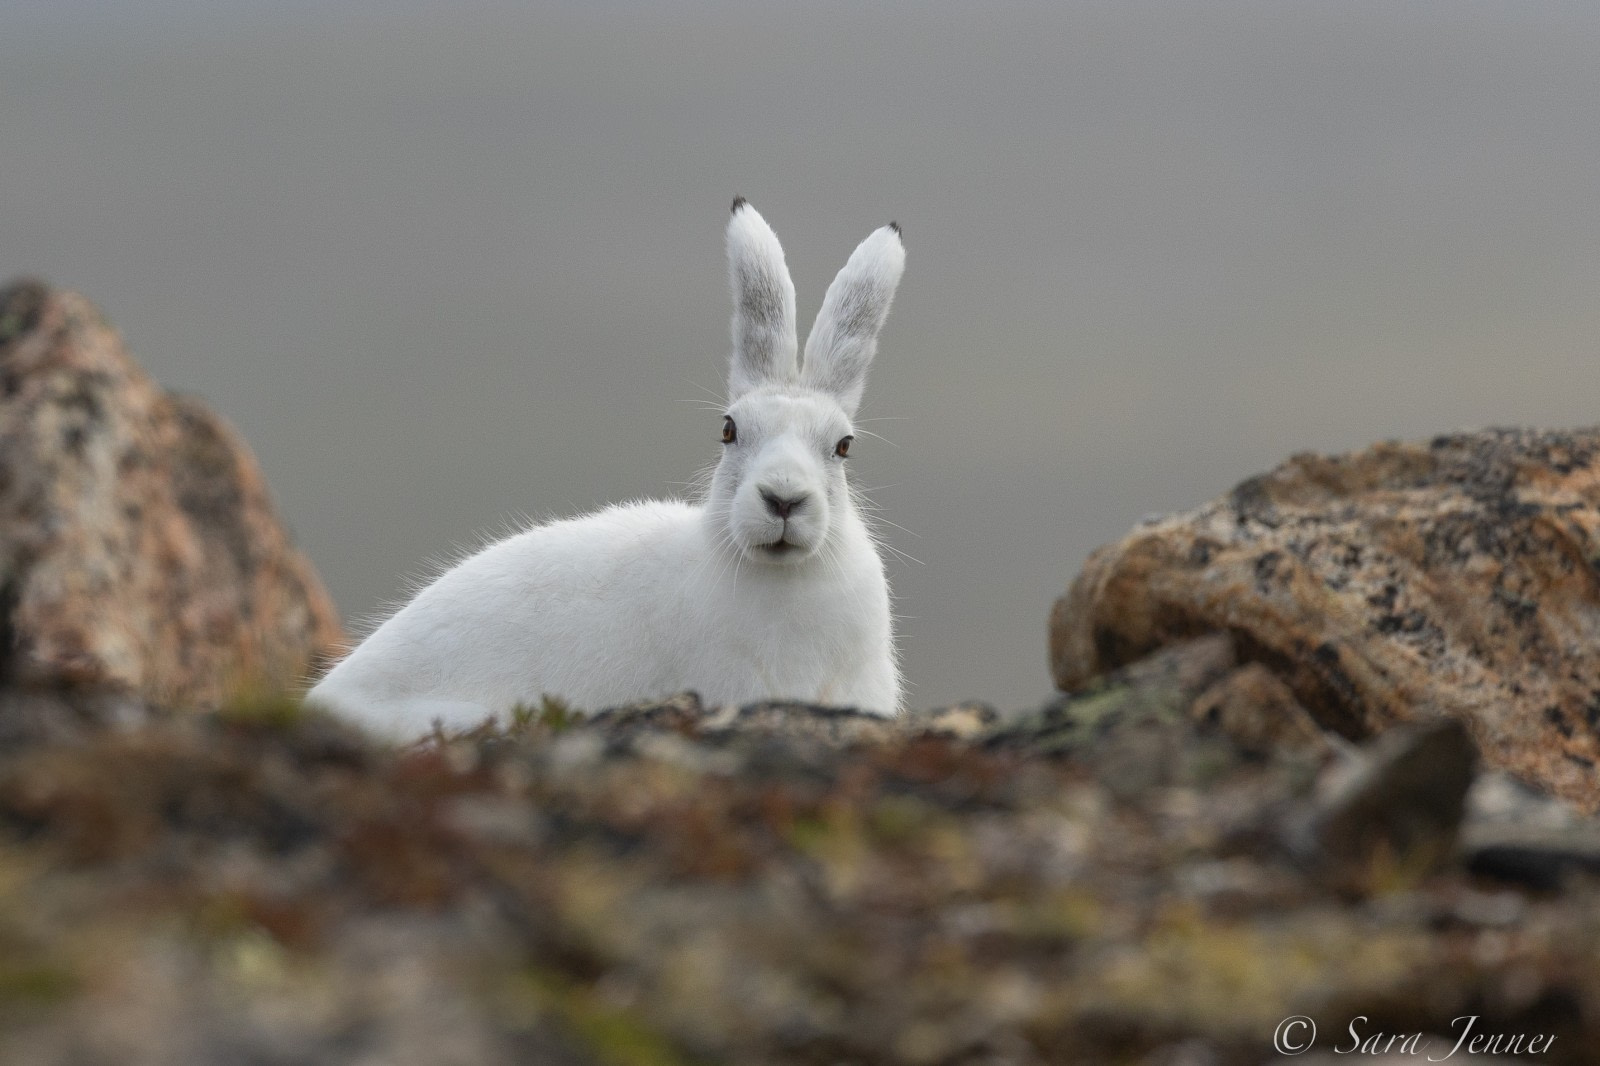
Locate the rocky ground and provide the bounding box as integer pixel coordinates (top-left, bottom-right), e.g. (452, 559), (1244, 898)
(3, 646), (1600, 1065)
(4, 279), (1600, 1064)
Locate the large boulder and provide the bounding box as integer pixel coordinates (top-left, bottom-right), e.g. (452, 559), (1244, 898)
(1051, 428), (1600, 810)
(0, 279), (342, 713)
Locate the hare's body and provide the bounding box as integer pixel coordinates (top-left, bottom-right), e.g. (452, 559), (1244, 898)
(309, 200), (906, 739)
(310, 498), (896, 737)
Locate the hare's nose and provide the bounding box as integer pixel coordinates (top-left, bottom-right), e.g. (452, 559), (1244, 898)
(760, 489), (807, 519)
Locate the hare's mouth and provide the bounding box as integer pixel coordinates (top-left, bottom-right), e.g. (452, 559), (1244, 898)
(759, 539), (798, 556)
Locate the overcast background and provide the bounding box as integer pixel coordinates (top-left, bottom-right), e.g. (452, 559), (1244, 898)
(4, 2), (1598, 711)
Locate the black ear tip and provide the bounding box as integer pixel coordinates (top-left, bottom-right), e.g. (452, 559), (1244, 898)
(731, 195), (748, 214)
(888, 220), (902, 236)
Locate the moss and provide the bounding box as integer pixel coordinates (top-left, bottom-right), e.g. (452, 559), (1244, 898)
(510, 695), (578, 734)
(519, 967), (701, 1066)
(997, 677), (1188, 756)
(0, 850), (78, 1009)
(866, 794), (931, 843)
(1090, 906), (1431, 1032)
(0, 963), (76, 1005)
(1010, 890), (1105, 941)
(215, 687), (308, 729)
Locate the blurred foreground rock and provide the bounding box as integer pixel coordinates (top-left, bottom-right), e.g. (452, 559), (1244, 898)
(2, 659), (1599, 1065)
(0, 280), (342, 718)
(1052, 428), (1600, 810)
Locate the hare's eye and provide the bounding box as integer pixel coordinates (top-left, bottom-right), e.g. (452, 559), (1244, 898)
(722, 416), (737, 445)
(834, 435), (853, 458)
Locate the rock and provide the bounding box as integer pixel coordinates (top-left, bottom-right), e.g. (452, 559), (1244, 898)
(989, 634), (1235, 751)
(904, 701), (1000, 740)
(1462, 772), (1600, 890)
(1051, 428), (1600, 810)
(1467, 827), (1600, 891)
(1292, 719), (1478, 888)
(1467, 770), (1585, 832)
(0, 280), (342, 715)
(988, 634), (1245, 797)
(1189, 663), (1332, 760)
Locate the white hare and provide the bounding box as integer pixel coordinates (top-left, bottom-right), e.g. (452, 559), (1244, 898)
(307, 199), (906, 739)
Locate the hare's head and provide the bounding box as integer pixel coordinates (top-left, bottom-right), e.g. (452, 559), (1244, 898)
(705, 198), (905, 566)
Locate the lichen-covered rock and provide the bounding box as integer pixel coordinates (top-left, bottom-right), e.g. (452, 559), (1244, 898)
(1051, 428), (1600, 810)
(988, 634), (1249, 797)
(0, 279), (342, 712)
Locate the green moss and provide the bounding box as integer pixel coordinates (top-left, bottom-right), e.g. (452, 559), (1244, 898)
(519, 967), (700, 1066)
(1089, 908), (1430, 1031)
(867, 795), (931, 843)
(1010, 890), (1105, 941)
(216, 689), (308, 729)
(0, 963), (76, 1006)
(509, 695), (578, 734)
(1002, 678), (1189, 755)
(785, 809), (871, 898)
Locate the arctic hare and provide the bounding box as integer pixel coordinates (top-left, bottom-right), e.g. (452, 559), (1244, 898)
(307, 199), (906, 739)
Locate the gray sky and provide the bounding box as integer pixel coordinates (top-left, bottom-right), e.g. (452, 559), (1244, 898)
(5, 1), (1599, 711)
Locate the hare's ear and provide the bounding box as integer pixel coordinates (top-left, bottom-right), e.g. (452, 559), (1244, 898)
(800, 222), (905, 417)
(726, 198), (798, 398)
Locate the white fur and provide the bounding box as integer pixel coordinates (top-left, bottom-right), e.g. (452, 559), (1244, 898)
(307, 200), (906, 740)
